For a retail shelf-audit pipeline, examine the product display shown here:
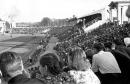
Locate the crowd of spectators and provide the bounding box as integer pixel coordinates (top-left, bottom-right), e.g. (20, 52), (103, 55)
(1, 19), (130, 84)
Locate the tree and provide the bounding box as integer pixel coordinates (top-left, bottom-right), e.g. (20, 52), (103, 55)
(40, 17), (51, 26)
(5, 21), (10, 29)
(126, 5), (130, 18)
(109, 2), (118, 9)
(126, 5), (130, 22)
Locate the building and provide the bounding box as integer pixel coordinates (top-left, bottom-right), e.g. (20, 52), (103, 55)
(109, 1), (130, 24)
(0, 21), (10, 34)
(77, 8), (109, 32)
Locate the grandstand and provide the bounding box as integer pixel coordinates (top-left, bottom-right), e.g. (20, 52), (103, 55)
(77, 8), (109, 33)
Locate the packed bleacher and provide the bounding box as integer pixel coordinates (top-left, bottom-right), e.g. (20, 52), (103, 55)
(1, 18), (130, 84)
(24, 21), (130, 82)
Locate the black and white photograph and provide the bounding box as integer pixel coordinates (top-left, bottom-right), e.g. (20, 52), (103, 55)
(0, 0), (130, 84)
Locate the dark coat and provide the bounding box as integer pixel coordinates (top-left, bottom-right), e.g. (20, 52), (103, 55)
(122, 45), (130, 57)
(8, 74), (45, 84)
(111, 49), (130, 84)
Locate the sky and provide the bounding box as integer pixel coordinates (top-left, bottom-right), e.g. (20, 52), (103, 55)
(0, 0), (127, 22)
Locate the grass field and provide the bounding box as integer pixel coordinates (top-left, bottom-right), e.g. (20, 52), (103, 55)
(0, 33), (45, 68)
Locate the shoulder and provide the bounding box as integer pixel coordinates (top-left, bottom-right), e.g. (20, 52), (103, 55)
(70, 70), (100, 84)
(93, 53), (100, 59)
(104, 51), (113, 55)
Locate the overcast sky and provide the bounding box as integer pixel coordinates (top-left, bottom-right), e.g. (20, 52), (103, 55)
(0, 0), (127, 22)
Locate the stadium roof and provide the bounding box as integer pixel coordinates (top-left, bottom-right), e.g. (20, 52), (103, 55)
(78, 8), (105, 19)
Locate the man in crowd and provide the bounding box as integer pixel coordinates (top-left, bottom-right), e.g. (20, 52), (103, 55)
(0, 51), (45, 84)
(92, 42), (121, 84)
(104, 40), (130, 84)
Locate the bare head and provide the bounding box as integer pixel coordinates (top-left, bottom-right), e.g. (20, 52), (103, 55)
(0, 51), (24, 79)
(69, 47), (91, 71)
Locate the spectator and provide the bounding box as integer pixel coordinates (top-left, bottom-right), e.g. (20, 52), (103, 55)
(39, 53), (62, 76)
(40, 36), (61, 62)
(92, 42), (121, 84)
(39, 53), (76, 84)
(123, 37), (130, 57)
(104, 41), (113, 51)
(113, 39), (126, 53)
(104, 41), (130, 84)
(124, 37), (130, 47)
(85, 48), (95, 64)
(0, 51), (45, 84)
(69, 47), (100, 84)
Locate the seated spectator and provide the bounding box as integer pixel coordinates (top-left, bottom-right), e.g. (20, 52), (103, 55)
(124, 37), (130, 47)
(40, 36), (61, 62)
(104, 41), (113, 51)
(92, 42), (121, 84)
(85, 49), (95, 64)
(104, 41), (130, 84)
(0, 51), (45, 84)
(39, 53), (76, 84)
(39, 53), (62, 76)
(113, 39), (126, 53)
(68, 47), (100, 84)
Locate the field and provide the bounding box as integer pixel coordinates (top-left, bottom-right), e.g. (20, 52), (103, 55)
(0, 33), (45, 68)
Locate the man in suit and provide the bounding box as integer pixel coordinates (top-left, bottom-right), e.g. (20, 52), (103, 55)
(0, 51), (45, 84)
(104, 41), (130, 84)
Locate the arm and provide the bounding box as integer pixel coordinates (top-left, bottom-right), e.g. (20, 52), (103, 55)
(92, 55), (99, 73)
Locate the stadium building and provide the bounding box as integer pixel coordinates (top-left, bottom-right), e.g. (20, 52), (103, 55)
(76, 1), (130, 33)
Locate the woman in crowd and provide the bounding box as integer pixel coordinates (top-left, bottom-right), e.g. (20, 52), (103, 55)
(39, 53), (62, 76)
(68, 46), (100, 84)
(39, 53), (75, 84)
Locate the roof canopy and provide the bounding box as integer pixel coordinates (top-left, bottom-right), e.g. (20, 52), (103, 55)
(78, 8), (104, 19)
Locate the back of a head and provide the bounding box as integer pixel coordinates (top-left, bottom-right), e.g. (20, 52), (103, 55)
(0, 51), (16, 78)
(70, 48), (90, 70)
(93, 42), (105, 52)
(113, 39), (123, 46)
(39, 53), (61, 75)
(124, 37), (130, 47)
(69, 46), (82, 62)
(104, 41), (113, 50)
(0, 51), (23, 79)
(85, 49), (95, 58)
(85, 49), (95, 64)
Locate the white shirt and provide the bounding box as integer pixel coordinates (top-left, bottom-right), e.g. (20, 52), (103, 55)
(69, 69), (100, 84)
(92, 51), (121, 74)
